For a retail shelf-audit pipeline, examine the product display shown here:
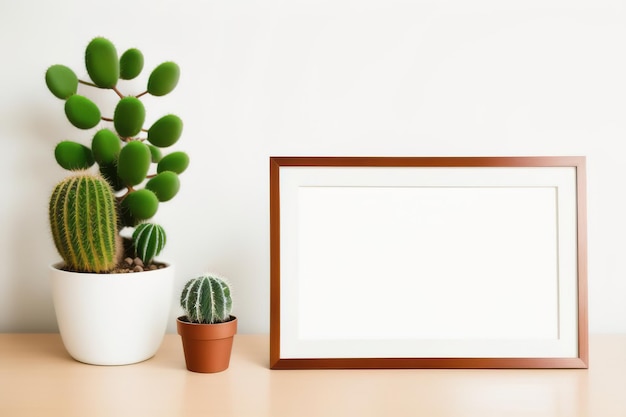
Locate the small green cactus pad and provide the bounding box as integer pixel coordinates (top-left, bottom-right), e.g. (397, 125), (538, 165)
(64, 95), (101, 129)
(147, 62), (180, 96)
(122, 189), (159, 222)
(147, 114), (183, 148)
(117, 140), (151, 186)
(132, 223), (166, 265)
(157, 151), (190, 174)
(54, 141), (95, 170)
(113, 96), (145, 138)
(85, 37), (119, 89)
(45, 65), (78, 99)
(119, 48), (144, 80)
(180, 275), (233, 324)
(49, 174), (119, 272)
(146, 171), (180, 202)
(91, 129), (121, 165)
(148, 145), (162, 163)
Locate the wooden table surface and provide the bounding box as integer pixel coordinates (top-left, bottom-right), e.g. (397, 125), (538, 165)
(1, 333), (625, 416)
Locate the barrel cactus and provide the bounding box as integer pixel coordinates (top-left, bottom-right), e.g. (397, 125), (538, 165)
(49, 173), (121, 273)
(180, 275), (233, 324)
(132, 223), (166, 265)
(46, 37), (189, 272)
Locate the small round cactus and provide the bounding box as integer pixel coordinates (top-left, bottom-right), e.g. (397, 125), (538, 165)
(46, 37), (189, 270)
(132, 223), (166, 265)
(180, 275), (233, 324)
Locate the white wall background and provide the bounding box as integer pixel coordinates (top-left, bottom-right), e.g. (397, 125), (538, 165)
(1, 0), (625, 334)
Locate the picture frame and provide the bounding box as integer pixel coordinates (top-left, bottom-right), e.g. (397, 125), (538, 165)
(270, 156), (588, 369)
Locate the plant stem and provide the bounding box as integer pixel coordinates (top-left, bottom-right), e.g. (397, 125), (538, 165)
(117, 186), (135, 202)
(112, 86), (124, 99)
(78, 79), (98, 88)
(78, 79), (124, 98)
(136, 91), (149, 99)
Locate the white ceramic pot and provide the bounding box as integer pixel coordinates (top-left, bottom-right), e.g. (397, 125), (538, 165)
(50, 262), (175, 365)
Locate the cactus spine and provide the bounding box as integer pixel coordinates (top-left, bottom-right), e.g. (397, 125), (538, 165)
(180, 275), (232, 324)
(49, 173), (120, 273)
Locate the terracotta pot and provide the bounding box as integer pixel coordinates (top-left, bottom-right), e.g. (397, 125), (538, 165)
(177, 316), (237, 373)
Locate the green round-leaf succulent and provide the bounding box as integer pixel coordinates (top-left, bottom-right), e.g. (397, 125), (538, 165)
(45, 65), (78, 99)
(157, 151), (189, 174)
(147, 114), (183, 147)
(85, 37), (119, 88)
(47, 38), (187, 243)
(117, 140), (151, 186)
(113, 96), (145, 138)
(54, 141), (95, 170)
(92, 129), (121, 164)
(147, 62), (180, 96)
(123, 189), (159, 221)
(119, 48), (144, 80)
(146, 171), (180, 202)
(148, 145), (162, 163)
(65, 95), (101, 129)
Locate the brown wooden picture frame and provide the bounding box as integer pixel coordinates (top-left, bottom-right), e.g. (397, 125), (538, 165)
(270, 156), (588, 369)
